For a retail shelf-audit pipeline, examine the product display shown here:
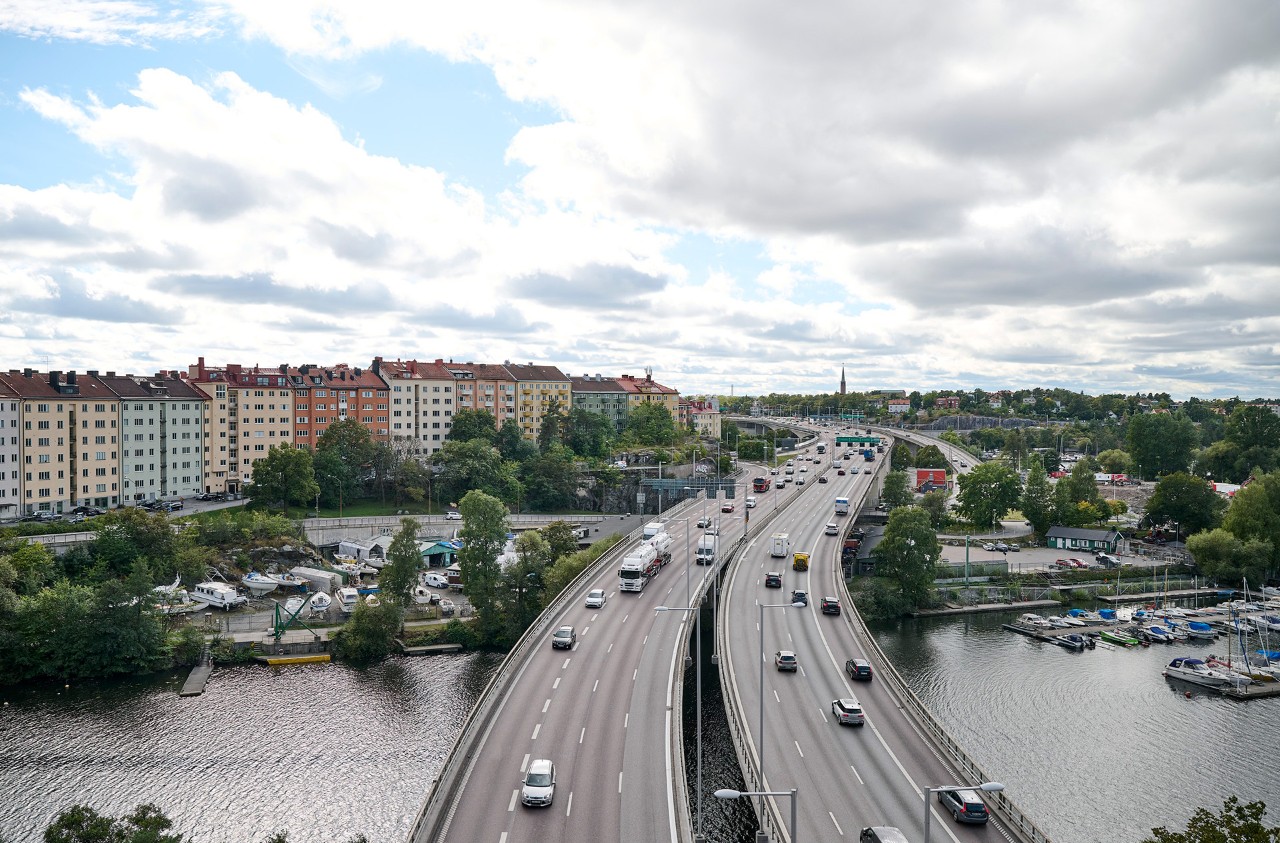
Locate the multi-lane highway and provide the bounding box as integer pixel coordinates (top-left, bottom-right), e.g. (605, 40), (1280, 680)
(720, 428), (1009, 842)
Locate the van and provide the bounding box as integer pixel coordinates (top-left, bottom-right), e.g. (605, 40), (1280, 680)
(643, 521), (664, 540)
(745, 496), (757, 508)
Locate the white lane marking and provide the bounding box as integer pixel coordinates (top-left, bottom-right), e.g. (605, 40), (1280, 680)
(819, 707), (828, 723)
(794, 740), (804, 758)
(774, 689), (780, 703)
(624, 712), (630, 729)
(521, 753), (530, 772)
(642, 635), (648, 645)
(583, 625), (590, 635)
(566, 791), (574, 817)
(633, 668), (638, 681)
(608, 642), (614, 653)
(531, 724), (541, 740)
(562, 658), (571, 669)
(849, 764), (864, 785)
(553, 677), (560, 690)
(592, 679), (599, 693)
(501, 832), (509, 842)
(829, 812), (844, 835)
(591, 613), (598, 621)
(507, 790), (518, 812)
(579, 727), (586, 744)
(619, 772), (624, 793)
(622, 613), (629, 624)
(542, 698), (551, 713)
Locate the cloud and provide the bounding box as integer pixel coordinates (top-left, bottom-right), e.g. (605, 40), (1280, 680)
(507, 263), (668, 309)
(9, 274), (180, 324)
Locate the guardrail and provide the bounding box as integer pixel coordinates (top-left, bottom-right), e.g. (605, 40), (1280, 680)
(403, 503), (696, 842)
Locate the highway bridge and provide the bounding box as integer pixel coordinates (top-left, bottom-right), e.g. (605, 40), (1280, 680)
(409, 423), (1053, 843)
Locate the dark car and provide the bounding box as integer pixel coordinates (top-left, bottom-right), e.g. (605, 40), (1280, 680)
(791, 590), (808, 606)
(938, 788), (990, 824)
(551, 625), (577, 649)
(821, 597), (841, 615)
(164, 501), (184, 511)
(68, 505), (104, 516)
(817, 475), (828, 484)
(764, 572), (783, 588)
(845, 657), (873, 681)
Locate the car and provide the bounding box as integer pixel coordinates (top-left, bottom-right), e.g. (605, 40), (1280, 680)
(795, 477), (806, 485)
(831, 697), (865, 726)
(65, 514), (86, 524)
(521, 758), (556, 807)
(551, 625), (577, 649)
(994, 542), (1009, 552)
(769, 468), (779, 475)
(438, 598), (456, 617)
(791, 590), (808, 606)
(1008, 544), (1020, 552)
(721, 502), (735, 513)
(874, 502), (887, 511)
(764, 571), (783, 588)
(938, 787), (990, 824)
(845, 657), (873, 681)
(745, 496), (757, 508)
(20, 511), (60, 522)
(194, 492), (221, 501)
(585, 589), (607, 609)
(163, 501), (184, 512)
(821, 597), (840, 615)
(784, 467), (794, 475)
(818, 476), (828, 484)
(775, 650), (798, 671)
(423, 572), (450, 589)
(982, 542), (996, 551)
(851, 467), (860, 474)
(704, 525), (720, 536)
(799, 466), (808, 472)
(696, 516), (711, 528)
(445, 510), (462, 521)
(68, 505), (103, 516)
(860, 828), (909, 843)
(825, 523), (839, 535)
(837, 469), (846, 476)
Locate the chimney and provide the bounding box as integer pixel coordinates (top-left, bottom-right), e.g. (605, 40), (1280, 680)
(23, 368), (32, 377)
(87, 370), (99, 377)
(49, 371), (61, 387)
(67, 371), (77, 385)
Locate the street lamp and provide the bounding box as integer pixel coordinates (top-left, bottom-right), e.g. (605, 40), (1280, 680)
(759, 600), (805, 796)
(715, 787), (797, 843)
(923, 782), (1004, 843)
(657, 604), (705, 841)
(964, 534), (971, 590)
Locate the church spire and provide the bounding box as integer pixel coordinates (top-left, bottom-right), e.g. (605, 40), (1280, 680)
(839, 365), (846, 395)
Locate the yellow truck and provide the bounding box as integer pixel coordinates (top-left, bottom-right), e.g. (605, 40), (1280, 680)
(792, 551), (810, 572)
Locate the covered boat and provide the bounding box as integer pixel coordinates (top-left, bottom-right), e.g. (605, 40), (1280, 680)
(1186, 621), (1216, 640)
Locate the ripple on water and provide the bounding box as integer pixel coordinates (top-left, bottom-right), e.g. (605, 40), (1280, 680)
(0, 654), (500, 843)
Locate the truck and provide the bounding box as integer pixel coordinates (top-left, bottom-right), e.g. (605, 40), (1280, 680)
(770, 533), (790, 558)
(619, 542), (662, 592)
(753, 476), (772, 493)
(863, 449), (875, 462)
(834, 496), (850, 516)
(643, 520), (665, 539)
(815, 443), (827, 454)
(695, 535), (718, 565)
(792, 551), (810, 572)
(647, 531), (673, 566)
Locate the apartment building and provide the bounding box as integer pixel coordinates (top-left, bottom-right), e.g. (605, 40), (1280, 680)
(615, 370), (680, 419)
(0, 381), (20, 519)
(98, 372), (207, 502)
(374, 357), (456, 457)
(569, 374), (630, 433)
(503, 362), (572, 439)
(442, 362), (518, 427)
(185, 359), (293, 495)
(683, 396), (722, 439)
(286, 363), (390, 448)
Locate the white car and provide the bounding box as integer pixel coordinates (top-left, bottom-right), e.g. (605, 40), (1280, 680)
(832, 697), (865, 727)
(745, 496), (757, 508)
(825, 523), (839, 535)
(585, 589), (607, 609)
(445, 510), (462, 521)
(521, 758), (556, 807)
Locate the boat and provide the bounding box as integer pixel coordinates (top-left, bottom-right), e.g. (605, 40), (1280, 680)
(1052, 633), (1093, 651)
(1163, 657), (1241, 688)
(1058, 615), (1086, 627)
(365, 594), (381, 608)
(152, 573), (182, 598)
(1017, 613), (1052, 629)
(1141, 625), (1172, 644)
(308, 591), (332, 615)
(412, 585), (438, 605)
(282, 595), (306, 615)
(191, 581), (248, 610)
(1186, 621), (1217, 640)
(270, 572), (308, 589)
(335, 587), (360, 615)
(1097, 608), (1119, 624)
(1046, 616), (1071, 628)
(1205, 656), (1264, 686)
(1100, 629), (1139, 647)
(1252, 615), (1280, 633)
(242, 572), (280, 597)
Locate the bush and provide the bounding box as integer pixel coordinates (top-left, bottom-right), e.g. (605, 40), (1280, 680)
(168, 625), (205, 667)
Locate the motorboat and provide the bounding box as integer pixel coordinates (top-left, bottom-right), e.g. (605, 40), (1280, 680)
(1186, 621), (1217, 640)
(335, 587), (360, 615)
(1067, 608), (1107, 625)
(1097, 608), (1119, 624)
(1017, 613), (1052, 629)
(270, 572), (308, 589)
(191, 581), (248, 610)
(1163, 657), (1241, 688)
(242, 572), (280, 597)
(412, 585), (439, 605)
(1141, 625), (1172, 644)
(282, 595), (306, 615)
(1058, 615), (1086, 627)
(1046, 616), (1071, 628)
(308, 591), (332, 615)
(1252, 615), (1280, 633)
(1100, 629), (1139, 647)
(365, 594), (381, 608)
(1205, 657), (1264, 686)
(1052, 633), (1093, 651)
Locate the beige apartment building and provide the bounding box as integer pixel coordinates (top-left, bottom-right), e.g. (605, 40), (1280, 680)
(0, 380), (21, 519)
(442, 362), (518, 428)
(503, 362), (572, 439)
(185, 359), (293, 495)
(616, 370), (680, 418)
(375, 357), (456, 457)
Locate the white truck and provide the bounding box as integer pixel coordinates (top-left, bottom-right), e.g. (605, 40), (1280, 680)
(647, 531), (673, 566)
(695, 535), (718, 565)
(770, 532), (790, 558)
(835, 496), (850, 516)
(643, 520), (665, 539)
(619, 542), (662, 592)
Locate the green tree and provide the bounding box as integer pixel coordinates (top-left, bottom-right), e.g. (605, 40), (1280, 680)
(379, 518), (422, 609)
(881, 470), (913, 509)
(1052, 462), (1106, 527)
(1097, 449), (1132, 474)
(562, 408), (614, 458)
(1127, 413), (1199, 478)
(448, 408), (498, 444)
(504, 530), (552, 638)
(1146, 473), (1227, 538)
(920, 489), (950, 530)
(891, 443), (912, 467)
(331, 601), (402, 665)
(1142, 796), (1280, 843)
(1021, 460), (1054, 536)
(1225, 405), (1280, 450)
(496, 418), (536, 463)
(457, 490), (511, 646)
(317, 418), (378, 471)
(624, 402), (677, 446)
(313, 448), (358, 509)
(436, 439), (522, 507)
(956, 463), (1022, 529)
(913, 444), (949, 469)
(1, 540), (54, 595)
(90, 508), (180, 580)
(540, 520), (582, 564)
(871, 507), (940, 610)
(1221, 472), (1280, 569)
(246, 445), (320, 511)
(522, 445), (579, 512)
(43, 802), (186, 843)
(537, 398), (566, 451)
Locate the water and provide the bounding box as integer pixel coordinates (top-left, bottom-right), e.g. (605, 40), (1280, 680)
(871, 610), (1280, 842)
(0, 654), (500, 843)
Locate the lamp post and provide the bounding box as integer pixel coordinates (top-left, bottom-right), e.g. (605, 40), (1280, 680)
(964, 534), (971, 590)
(715, 787), (797, 843)
(657, 604), (705, 840)
(923, 782), (1004, 843)
(759, 600), (805, 795)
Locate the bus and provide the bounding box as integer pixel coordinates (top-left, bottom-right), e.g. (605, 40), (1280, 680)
(753, 476), (772, 493)
(815, 443), (827, 454)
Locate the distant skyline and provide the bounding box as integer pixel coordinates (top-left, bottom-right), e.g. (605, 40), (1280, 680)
(1, 2), (1277, 401)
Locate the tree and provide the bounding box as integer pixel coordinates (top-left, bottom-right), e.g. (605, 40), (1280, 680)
(379, 518), (422, 609)
(43, 802), (186, 843)
(562, 408), (614, 458)
(1142, 796), (1280, 843)
(913, 445), (949, 469)
(624, 402), (677, 446)
(522, 445), (579, 512)
(891, 443), (912, 467)
(955, 463), (1022, 530)
(1021, 460), (1054, 536)
(435, 439), (522, 507)
(457, 490), (511, 646)
(540, 520), (582, 564)
(1221, 472), (1280, 569)
(919, 489), (950, 530)
(246, 445), (320, 511)
(1146, 473), (1227, 538)
(537, 398), (566, 451)
(504, 530), (552, 639)
(1128, 413), (1199, 477)
(331, 601), (402, 665)
(496, 418), (536, 463)
(89, 508), (179, 580)
(881, 470), (913, 509)
(1225, 405), (1280, 451)
(1097, 448), (1132, 474)
(871, 507), (940, 610)
(448, 408), (498, 444)
(1, 540), (54, 595)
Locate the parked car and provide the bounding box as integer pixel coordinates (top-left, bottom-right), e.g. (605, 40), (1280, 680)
(982, 542), (996, 551)
(764, 572), (783, 588)
(445, 510), (462, 521)
(831, 697), (865, 726)
(551, 625), (577, 649)
(821, 597), (841, 615)
(438, 598), (456, 617)
(938, 788), (990, 824)
(775, 650), (798, 672)
(1008, 544), (1020, 552)
(845, 657), (873, 681)
(994, 542), (1009, 552)
(521, 758), (557, 807)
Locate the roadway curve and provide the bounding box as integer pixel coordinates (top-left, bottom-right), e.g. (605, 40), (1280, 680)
(719, 428), (1014, 842)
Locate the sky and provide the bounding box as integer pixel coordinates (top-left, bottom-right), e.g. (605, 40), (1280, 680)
(0, 1), (1277, 401)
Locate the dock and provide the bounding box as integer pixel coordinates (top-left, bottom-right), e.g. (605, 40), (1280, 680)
(397, 640), (464, 656)
(179, 663), (212, 697)
(254, 653), (331, 666)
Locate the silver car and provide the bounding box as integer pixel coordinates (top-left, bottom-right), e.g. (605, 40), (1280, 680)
(585, 589), (607, 609)
(832, 698), (865, 727)
(521, 758), (556, 807)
